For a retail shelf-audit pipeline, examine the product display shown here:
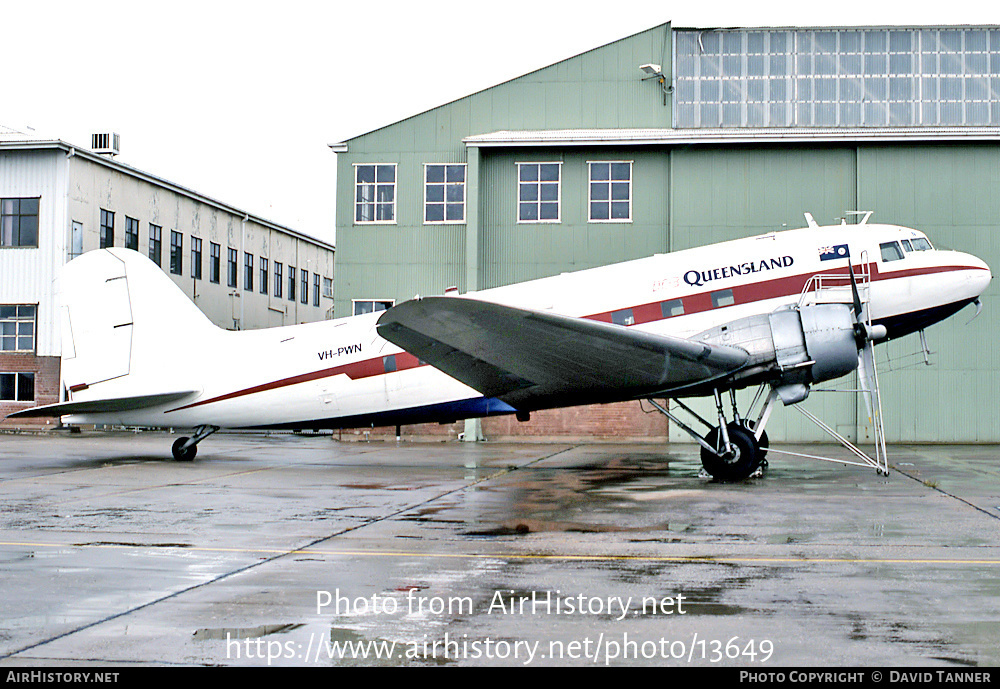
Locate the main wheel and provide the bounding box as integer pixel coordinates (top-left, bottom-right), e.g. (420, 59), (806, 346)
(741, 420), (769, 462)
(700, 423), (760, 482)
(172, 437), (197, 462)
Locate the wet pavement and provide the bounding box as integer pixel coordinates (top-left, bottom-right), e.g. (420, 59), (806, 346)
(0, 430), (998, 667)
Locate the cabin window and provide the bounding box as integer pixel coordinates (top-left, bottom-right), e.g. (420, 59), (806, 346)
(711, 289), (735, 308)
(383, 355), (397, 373)
(611, 308), (635, 326)
(660, 299), (685, 318)
(880, 241), (905, 262)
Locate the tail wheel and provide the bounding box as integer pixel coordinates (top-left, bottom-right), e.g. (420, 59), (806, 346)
(172, 437), (197, 462)
(700, 423), (760, 482)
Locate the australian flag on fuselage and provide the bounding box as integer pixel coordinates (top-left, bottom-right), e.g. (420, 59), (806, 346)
(819, 244), (850, 261)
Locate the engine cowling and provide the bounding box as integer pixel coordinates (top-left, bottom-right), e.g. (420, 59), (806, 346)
(695, 303), (859, 401)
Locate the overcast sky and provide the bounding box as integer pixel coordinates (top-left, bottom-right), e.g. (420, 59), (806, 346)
(5, 1), (997, 244)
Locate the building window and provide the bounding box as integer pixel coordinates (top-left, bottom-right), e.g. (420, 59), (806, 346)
(300, 269), (308, 304)
(1, 305), (36, 352)
(149, 224), (162, 266)
(1, 198), (39, 248)
(288, 266), (296, 302)
(352, 299), (394, 316)
(209, 242), (221, 284)
(125, 216), (139, 250)
(354, 164), (396, 223)
(589, 162), (632, 222)
(517, 163), (561, 223)
(191, 237), (203, 280)
(424, 164), (466, 224)
(170, 231), (183, 275)
(322, 277), (333, 299)
(100, 209), (114, 249)
(274, 262), (283, 298)
(0, 372), (34, 402)
(313, 273), (320, 307)
(244, 253), (254, 291)
(259, 257), (268, 295)
(228, 248), (238, 288)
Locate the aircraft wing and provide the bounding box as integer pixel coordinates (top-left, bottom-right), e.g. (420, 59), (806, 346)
(376, 297), (749, 410)
(5, 391), (198, 419)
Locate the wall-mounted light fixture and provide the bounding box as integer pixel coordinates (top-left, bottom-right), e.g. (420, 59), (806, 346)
(639, 63), (672, 105)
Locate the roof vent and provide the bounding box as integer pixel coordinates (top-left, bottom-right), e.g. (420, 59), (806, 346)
(91, 132), (120, 157)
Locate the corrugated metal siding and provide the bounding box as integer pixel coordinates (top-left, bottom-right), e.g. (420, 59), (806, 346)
(857, 144), (1000, 442)
(0, 149), (67, 356)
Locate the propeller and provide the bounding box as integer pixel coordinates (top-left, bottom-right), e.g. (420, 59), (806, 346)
(847, 260), (888, 473)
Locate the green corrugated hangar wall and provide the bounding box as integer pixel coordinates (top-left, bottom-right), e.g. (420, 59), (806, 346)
(335, 23), (1000, 443)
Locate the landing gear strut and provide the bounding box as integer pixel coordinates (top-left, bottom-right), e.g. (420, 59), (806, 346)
(647, 385), (778, 482)
(171, 425), (219, 461)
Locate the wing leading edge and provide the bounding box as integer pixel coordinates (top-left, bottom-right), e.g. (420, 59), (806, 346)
(376, 297), (749, 411)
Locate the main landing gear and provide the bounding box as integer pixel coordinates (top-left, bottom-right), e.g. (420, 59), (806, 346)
(647, 386), (777, 482)
(171, 425), (220, 461)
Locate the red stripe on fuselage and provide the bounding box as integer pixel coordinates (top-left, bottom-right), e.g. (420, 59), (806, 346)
(168, 262), (978, 413)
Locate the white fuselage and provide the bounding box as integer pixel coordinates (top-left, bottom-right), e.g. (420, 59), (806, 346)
(64, 224), (991, 430)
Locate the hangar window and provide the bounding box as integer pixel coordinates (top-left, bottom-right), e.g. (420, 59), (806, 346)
(244, 253), (254, 291)
(1, 305), (36, 352)
(288, 266), (296, 302)
(228, 248), (238, 288)
(274, 262), (283, 298)
(589, 162), (632, 222)
(301, 270), (309, 305)
(353, 299), (394, 316)
(170, 231), (183, 275)
(191, 237), (202, 280)
(518, 163), (561, 223)
(425, 164), (466, 224)
(313, 274), (320, 307)
(149, 224), (162, 266)
(209, 242), (221, 284)
(125, 216), (139, 251)
(1, 198), (39, 248)
(0, 372), (34, 402)
(100, 209), (114, 249)
(355, 164), (396, 224)
(260, 257), (268, 294)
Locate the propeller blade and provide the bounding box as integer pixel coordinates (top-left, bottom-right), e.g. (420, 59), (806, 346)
(848, 259), (863, 320)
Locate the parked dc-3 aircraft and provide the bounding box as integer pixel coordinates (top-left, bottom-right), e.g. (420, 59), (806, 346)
(9, 215), (991, 480)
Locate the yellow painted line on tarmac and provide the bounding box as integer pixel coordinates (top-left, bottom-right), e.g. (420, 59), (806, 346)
(1, 540), (999, 566)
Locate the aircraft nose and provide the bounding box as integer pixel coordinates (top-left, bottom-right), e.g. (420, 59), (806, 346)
(961, 253), (992, 298)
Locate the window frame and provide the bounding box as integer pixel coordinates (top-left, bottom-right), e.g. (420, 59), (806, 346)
(517, 162), (562, 224)
(190, 236), (203, 280)
(352, 299), (395, 316)
(587, 161), (633, 223)
(1, 197), (40, 248)
(274, 262), (283, 298)
(227, 248), (238, 288)
(354, 163), (397, 225)
(169, 231), (183, 275)
(244, 252), (254, 292)
(100, 209), (114, 249)
(209, 242), (221, 284)
(149, 224), (162, 266)
(423, 163), (467, 225)
(300, 269), (308, 305)
(0, 371), (34, 402)
(259, 257), (268, 295)
(288, 266), (296, 302)
(124, 216), (139, 251)
(1, 304), (36, 353)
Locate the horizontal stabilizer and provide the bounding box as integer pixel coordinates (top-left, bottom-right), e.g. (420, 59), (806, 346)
(6, 391), (198, 419)
(376, 296), (749, 410)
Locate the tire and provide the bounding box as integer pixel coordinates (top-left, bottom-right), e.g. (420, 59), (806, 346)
(741, 420), (769, 462)
(700, 423), (760, 482)
(172, 437), (197, 462)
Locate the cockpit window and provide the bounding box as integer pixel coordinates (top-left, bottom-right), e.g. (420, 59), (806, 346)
(911, 237), (932, 251)
(901, 239), (913, 251)
(880, 241), (905, 262)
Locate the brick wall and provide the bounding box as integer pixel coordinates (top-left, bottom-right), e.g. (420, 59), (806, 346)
(0, 355), (60, 428)
(339, 400), (669, 443)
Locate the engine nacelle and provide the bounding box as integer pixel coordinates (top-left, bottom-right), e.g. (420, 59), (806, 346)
(695, 303), (859, 397)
